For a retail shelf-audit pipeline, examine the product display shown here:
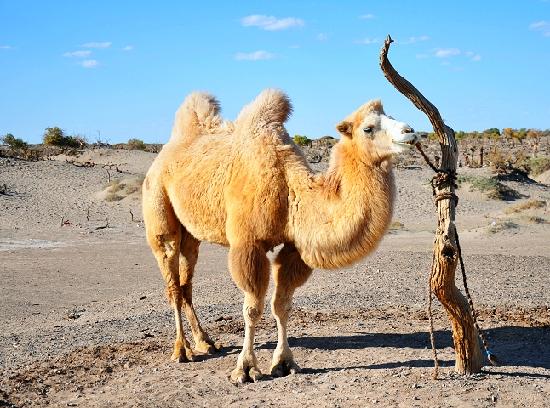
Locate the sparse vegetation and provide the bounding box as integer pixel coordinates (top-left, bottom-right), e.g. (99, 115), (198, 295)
(504, 199), (546, 214)
(522, 215), (547, 224)
(458, 175), (522, 200)
(293, 135), (311, 147)
(526, 157), (550, 176)
(42, 127), (83, 148)
(103, 176), (144, 201)
(387, 220), (405, 234)
(1, 133), (28, 150)
(487, 220), (519, 234)
(127, 138), (147, 151)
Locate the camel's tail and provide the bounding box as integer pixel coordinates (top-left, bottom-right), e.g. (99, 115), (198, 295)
(169, 92), (223, 143)
(234, 89), (292, 135)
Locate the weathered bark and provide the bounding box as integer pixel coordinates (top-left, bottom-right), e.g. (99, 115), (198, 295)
(380, 35), (483, 374)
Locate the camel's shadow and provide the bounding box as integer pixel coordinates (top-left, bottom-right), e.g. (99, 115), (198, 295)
(257, 325), (550, 375)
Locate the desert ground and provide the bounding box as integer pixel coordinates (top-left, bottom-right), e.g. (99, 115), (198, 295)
(1, 143), (549, 407)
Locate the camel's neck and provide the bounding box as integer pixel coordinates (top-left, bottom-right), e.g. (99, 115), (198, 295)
(288, 143), (395, 269)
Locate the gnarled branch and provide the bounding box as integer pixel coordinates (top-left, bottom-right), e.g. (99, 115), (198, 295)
(380, 34), (483, 375)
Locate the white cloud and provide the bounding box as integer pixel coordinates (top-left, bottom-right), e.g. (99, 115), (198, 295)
(400, 35), (430, 45)
(234, 50), (274, 61)
(0, 45), (12, 50)
(82, 41), (112, 49)
(241, 15), (304, 31)
(317, 33), (328, 41)
(359, 14), (375, 20)
(434, 48), (461, 58)
(356, 37), (380, 45)
(465, 51), (481, 61)
(79, 59), (99, 68)
(529, 20), (550, 37)
(63, 50), (92, 58)
(122, 45), (134, 51)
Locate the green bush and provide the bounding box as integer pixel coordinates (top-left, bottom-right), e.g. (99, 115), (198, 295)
(127, 138), (147, 150)
(1, 133), (28, 149)
(293, 134), (311, 146)
(43, 127), (81, 148)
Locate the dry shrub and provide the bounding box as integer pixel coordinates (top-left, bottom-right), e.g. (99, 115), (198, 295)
(487, 220), (518, 234)
(127, 138), (147, 151)
(458, 175), (522, 200)
(103, 176), (144, 201)
(504, 199), (547, 214)
(521, 215), (547, 224)
(389, 220), (404, 230)
(527, 157), (550, 176)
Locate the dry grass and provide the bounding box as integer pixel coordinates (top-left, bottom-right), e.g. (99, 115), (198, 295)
(527, 157), (550, 176)
(389, 220), (405, 230)
(103, 176), (144, 202)
(504, 199), (547, 214)
(521, 215), (548, 224)
(487, 220), (519, 234)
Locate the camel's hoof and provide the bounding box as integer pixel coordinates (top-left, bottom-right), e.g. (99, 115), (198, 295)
(171, 343), (195, 363)
(230, 366), (264, 384)
(195, 339), (222, 355)
(271, 360), (301, 378)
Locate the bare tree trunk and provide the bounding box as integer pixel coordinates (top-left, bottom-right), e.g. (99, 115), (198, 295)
(380, 35), (483, 374)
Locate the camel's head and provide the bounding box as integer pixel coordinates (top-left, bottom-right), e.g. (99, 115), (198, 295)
(336, 100), (419, 157)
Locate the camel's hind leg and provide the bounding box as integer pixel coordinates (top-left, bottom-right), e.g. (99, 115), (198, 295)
(179, 229), (219, 354)
(228, 242), (270, 383)
(270, 243), (312, 377)
(143, 190), (193, 363)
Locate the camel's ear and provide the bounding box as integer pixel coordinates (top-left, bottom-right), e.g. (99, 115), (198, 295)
(336, 121), (353, 138)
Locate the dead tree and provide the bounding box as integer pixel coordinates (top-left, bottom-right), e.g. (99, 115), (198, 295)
(380, 35), (483, 374)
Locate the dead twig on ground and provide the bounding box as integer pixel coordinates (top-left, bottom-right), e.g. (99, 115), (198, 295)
(95, 218), (110, 230)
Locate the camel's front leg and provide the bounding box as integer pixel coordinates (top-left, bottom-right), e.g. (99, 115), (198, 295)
(270, 243), (312, 377)
(228, 243), (270, 383)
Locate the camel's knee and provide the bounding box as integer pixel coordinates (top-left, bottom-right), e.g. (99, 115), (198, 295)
(165, 284), (183, 307)
(273, 243), (312, 289)
(181, 282), (193, 304)
(179, 234), (199, 287)
(229, 243), (270, 295)
(148, 233), (179, 259)
(148, 233), (181, 305)
(271, 291), (292, 317)
(243, 297), (265, 326)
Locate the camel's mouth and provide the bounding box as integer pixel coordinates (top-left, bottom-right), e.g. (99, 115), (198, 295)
(392, 133), (418, 148)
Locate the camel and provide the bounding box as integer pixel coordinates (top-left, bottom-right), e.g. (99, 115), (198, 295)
(142, 89), (419, 383)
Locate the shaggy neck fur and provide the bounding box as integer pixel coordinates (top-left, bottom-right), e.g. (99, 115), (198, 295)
(287, 141), (395, 269)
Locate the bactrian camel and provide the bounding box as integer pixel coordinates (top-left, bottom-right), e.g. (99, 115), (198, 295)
(142, 89), (419, 383)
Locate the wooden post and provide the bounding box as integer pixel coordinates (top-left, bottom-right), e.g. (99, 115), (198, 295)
(380, 35), (483, 374)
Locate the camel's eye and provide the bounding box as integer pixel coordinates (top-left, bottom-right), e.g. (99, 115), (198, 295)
(363, 126), (374, 134)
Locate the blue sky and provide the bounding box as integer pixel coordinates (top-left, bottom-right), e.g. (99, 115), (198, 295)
(1, 0), (549, 144)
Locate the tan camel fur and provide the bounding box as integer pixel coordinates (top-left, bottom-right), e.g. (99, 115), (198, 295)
(142, 89), (418, 383)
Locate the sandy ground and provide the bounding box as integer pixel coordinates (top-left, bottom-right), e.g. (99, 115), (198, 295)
(1, 148), (549, 407)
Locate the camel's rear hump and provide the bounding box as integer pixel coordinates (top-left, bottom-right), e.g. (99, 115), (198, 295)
(234, 89), (292, 136)
(170, 92), (223, 143)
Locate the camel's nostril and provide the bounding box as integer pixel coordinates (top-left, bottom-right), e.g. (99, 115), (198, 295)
(402, 127), (414, 134)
